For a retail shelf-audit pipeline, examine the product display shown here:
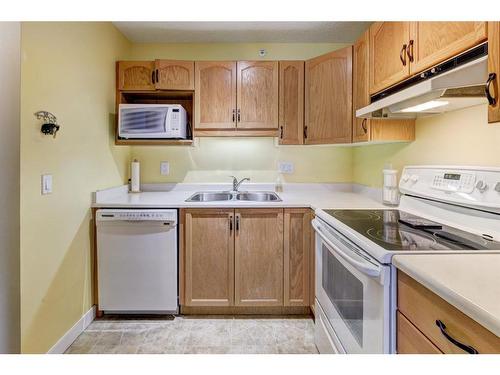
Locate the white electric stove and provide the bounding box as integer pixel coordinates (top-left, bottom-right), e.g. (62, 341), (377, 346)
(313, 166), (500, 354)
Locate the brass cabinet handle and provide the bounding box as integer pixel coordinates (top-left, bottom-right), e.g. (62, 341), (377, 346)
(361, 119), (368, 134)
(435, 320), (479, 354)
(486, 73), (497, 106)
(406, 40), (414, 63)
(400, 44), (407, 66)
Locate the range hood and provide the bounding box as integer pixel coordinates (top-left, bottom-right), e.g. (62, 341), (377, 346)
(357, 43), (489, 119)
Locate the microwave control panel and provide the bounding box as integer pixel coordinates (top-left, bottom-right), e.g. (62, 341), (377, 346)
(431, 172), (476, 193)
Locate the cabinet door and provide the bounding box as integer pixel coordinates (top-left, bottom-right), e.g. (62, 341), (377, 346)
(236, 61), (279, 129)
(234, 209), (284, 306)
(155, 60), (195, 90)
(352, 30), (370, 143)
(117, 61), (155, 91)
(369, 22), (411, 94)
(305, 47), (352, 144)
(279, 61), (304, 144)
(488, 22), (500, 124)
(195, 61), (237, 129)
(410, 22), (487, 75)
(183, 209), (234, 306)
(284, 208), (311, 306)
(397, 312), (442, 354)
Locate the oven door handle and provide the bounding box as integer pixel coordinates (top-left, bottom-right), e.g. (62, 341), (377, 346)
(312, 220), (381, 278)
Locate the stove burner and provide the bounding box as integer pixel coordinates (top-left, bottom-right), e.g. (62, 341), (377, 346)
(366, 226), (441, 249)
(331, 210), (381, 221)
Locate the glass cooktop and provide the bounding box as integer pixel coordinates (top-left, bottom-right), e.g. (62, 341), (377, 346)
(323, 209), (500, 251)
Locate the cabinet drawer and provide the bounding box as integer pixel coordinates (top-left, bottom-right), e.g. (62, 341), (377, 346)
(398, 271), (500, 354)
(397, 311), (442, 354)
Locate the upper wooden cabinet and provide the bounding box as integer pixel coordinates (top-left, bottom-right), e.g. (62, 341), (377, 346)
(117, 61), (156, 91)
(369, 22), (411, 94)
(234, 208), (284, 306)
(284, 208), (311, 306)
(488, 22), (500, 124)
(155, 60), (195, 90)
(305, 46), (353, 144)
(353, 30), (370, 143)
(182, 209), (234, 307)
(409, 22), (487, 75)
(194, 61), (237, 129)
(237, 61), (279, 129)
(279, 61), (304, 144)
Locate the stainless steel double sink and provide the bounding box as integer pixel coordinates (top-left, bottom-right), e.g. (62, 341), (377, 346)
(185, 191), (281, 202)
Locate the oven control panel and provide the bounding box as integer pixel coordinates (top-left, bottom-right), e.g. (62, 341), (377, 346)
(399, 166), (500, 213)
(431, 172), (476, 193)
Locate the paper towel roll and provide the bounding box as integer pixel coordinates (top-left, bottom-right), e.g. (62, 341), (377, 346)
(131, 159), (140, 193)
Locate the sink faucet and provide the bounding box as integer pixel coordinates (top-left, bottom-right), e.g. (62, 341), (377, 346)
(229, 176), (251, 192)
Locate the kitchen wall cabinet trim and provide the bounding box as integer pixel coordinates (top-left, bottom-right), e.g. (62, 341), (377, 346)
(352, 30), (370, 143)
(194, 61), (237, 129)
(234, 208), (284, 306)
(284, 208), (311, 306)
(183, 209), (235, 307)
(236, 61), (279, 130)
(154, 60), (195, 90)
(409, 22), (487, 75)
(305, 47), (353, 144)
(488, 21), (500, 124)
(279, 61), (305, 145)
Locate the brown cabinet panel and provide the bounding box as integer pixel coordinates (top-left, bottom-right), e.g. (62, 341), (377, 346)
(183, 209), (234, 306)
(117, 61), (155, 91)
(284, 208), (311, 306)
(488, 22), (500, 124)
(305, 47), (353, 144)
(236, 61), (279, 129)
(369, 22), (411, 94)
(397, 311), (442, 354)
(398, 271), (500, 354)
(279, 61), (304, 144)
(155, 60), (194, 90)
(410, 22), (487, 75)
(195, 61), (237, 129)
(234, 209), (284, 306)
(353, 30), (370, 143)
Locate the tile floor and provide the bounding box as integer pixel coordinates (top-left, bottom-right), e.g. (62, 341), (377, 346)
(65, 316), (318, 354)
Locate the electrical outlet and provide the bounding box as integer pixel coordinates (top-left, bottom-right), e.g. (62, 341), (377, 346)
(160, 161), (170, 176)
(278, 161), (294, 174)
(41, 174), (52, 194)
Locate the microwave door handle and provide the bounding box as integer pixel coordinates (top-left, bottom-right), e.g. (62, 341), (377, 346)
(312, 220), (381, 278)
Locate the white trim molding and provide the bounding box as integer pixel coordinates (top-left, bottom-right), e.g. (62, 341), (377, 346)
(47, 306), (96, 354)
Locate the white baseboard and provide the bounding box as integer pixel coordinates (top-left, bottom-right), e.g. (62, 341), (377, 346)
(47, 305), (96, 354)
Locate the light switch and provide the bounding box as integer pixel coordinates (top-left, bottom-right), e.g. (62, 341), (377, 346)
(160, 162), (170, 176)
(278, 161), (294, 174)
(41, 174), (52, 194)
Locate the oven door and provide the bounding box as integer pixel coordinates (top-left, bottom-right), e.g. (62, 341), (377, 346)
(312, 218), (391, 354)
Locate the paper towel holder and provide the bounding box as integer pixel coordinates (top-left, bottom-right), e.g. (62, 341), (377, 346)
(35, 111), (60, 138)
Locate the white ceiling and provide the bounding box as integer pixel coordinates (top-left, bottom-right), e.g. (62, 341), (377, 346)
(113, 22), (371, 44)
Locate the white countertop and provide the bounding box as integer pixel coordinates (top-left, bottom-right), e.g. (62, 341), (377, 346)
(92, 183), (384, 210)
(393, 254), (500, 337)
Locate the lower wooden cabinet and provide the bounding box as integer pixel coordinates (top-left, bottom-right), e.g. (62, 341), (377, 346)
(397, 271), (500, 354)
(180, 207), (313, 310)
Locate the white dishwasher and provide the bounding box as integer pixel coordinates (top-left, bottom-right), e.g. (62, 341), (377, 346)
(96, 209), (178, 313)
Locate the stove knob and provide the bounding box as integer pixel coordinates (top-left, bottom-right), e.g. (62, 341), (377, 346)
(494, 182), (500, 192)
(476, 180), (488, 193)
(410, 175), (419, 184)
(402, 174), (410, 183)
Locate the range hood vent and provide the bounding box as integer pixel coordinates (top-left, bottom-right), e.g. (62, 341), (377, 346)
(357, 43), (489, 119)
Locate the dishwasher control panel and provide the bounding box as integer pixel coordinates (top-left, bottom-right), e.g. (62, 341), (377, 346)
(96, 209), (177, 223)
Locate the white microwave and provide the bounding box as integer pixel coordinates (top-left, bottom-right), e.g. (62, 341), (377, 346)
(118, 104), (188, 139)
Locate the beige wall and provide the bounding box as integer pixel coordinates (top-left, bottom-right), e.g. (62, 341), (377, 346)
(352, 104), (500, 187)
(130, 42), (353, 183)
(0, 22), (21, 354)
(20, 22), (131, 353)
